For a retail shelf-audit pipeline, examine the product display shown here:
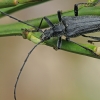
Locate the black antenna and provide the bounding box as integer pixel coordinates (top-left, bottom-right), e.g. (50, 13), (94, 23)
(14, 40), (44, 100)
(0, 10), (38, 30)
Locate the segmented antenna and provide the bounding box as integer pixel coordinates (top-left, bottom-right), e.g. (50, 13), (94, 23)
(0, 10), (38, 30)
(14, 40), (44, 100)
(0, 10), (45, 100)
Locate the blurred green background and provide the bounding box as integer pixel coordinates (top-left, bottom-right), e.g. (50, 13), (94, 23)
(1, 0), (100, 100)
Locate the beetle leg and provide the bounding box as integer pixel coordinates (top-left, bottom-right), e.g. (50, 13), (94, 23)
(37, 17), (44, 31)
(57, 36), (62, 49)
(57, 11), (62, 22)
(82, 35), (100, 44)
(88, 40), (100, 44)
(82, 35), (100, 41)
(74, 3), (90, 16)
(53, 36), (62, 50)
(74, 3), (91, 16)
(37, 16), (54, 32)
(74, 1), (99, 16)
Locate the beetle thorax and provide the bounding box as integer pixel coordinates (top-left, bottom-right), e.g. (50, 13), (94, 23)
(41, 23), (66, 41)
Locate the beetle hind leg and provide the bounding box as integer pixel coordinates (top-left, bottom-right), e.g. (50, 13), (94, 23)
(74, 1), (99, 16)
(88, 40), (100, 44)
(82, 35), (100, 44)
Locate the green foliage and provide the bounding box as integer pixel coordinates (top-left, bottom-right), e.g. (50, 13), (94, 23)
(0, 0), (100, 59)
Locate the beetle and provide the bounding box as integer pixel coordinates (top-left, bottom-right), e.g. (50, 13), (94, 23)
(0, 1), (100, 100)
(0, 2), (100, 50)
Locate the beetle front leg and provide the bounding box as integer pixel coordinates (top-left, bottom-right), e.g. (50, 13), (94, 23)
(57, 37), (62, 49)
(53, 37), (62, 50)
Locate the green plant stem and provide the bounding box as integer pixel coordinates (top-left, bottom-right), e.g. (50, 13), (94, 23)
(0, 6), (100, 36)
(26, 32), (99, 59)
(1, 5), (100, 58)
(0, 0), (50, 17)
(18, 0), (44, 3)
(0, 0), (49, 8)
(0, 0), (18, 8)
(88, 0), (99, 5)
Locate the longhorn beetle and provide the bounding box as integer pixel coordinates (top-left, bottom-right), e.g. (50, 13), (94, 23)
(0, 1), (100, 100)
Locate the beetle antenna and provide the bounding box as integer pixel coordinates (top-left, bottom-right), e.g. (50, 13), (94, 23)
(14, 40), (44, 100)
(0, 10), (38, 30)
